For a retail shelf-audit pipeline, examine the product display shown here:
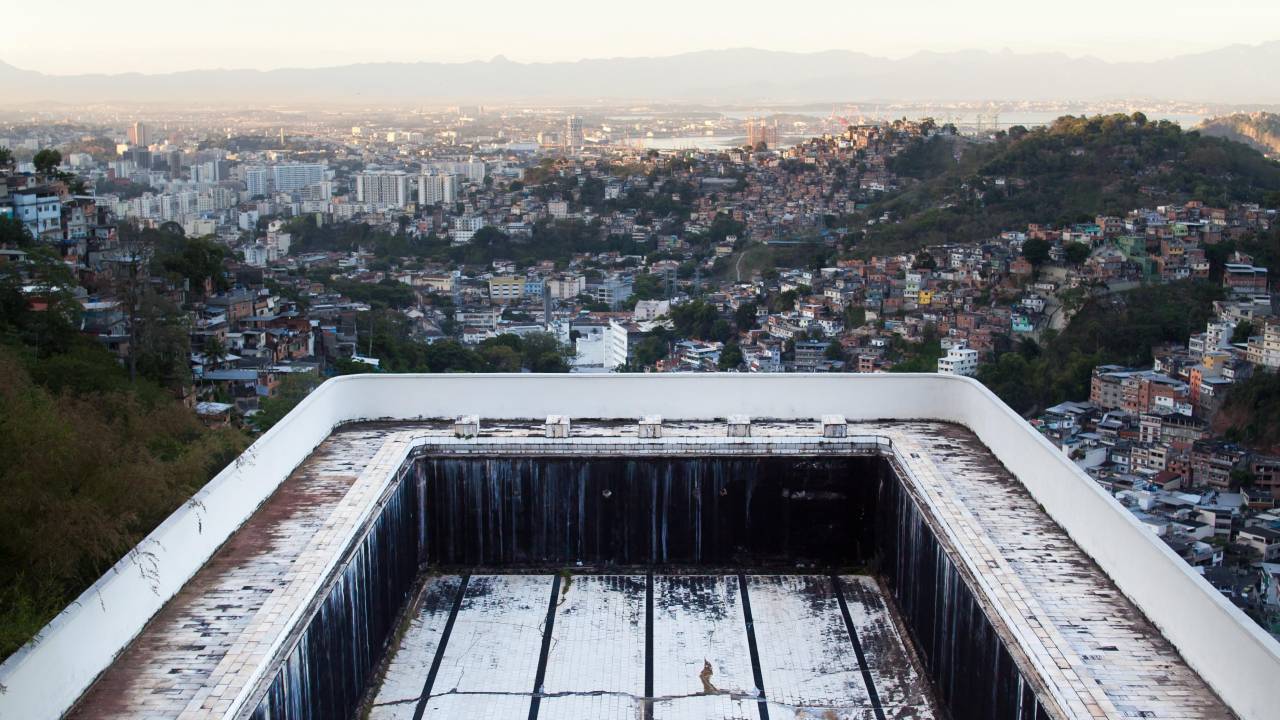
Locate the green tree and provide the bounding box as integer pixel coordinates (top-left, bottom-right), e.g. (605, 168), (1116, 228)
(32, 149), (61, 175)
(520, 332), (572, 372)
(132, 290), (191, 389)
(1022, 238), (1051, 267)
(1231, 321), (1254, 344)
(888, 331), (945, 373)
(479, 344), (522, 372)
(0, 346), (247, 660)
(254, 373), (321, 432)
(1064, 242), (1091, 265)
(978, 280), (1223, 415)
(155, 234), (228, 293)
(202, 335), (228, 369)
(671, 300), (726, 341)
(631, 330), (670, 368)
(1230, 469), (1257, 489)
(844, 305), (867, 328)
(771, 289), (798, 312)
(0, 247), (82, 356)
(1218, 369), (1280, 450)
(1017, 336), (1042, 359)
(977, 352), (1040, 413)
(0, 216), (31, 247)
(632, 272), (666, 301)
(333, 357), (375, 375)
(718, 343), (744, 370)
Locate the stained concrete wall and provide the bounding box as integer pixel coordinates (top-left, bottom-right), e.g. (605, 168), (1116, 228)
(2, 374), (1277, 720)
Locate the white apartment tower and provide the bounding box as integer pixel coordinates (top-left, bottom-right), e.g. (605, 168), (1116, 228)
(564, 115), (583, 149)
(192, 161), (221, 184)
(271, 163), (327, 193)
(244, 166), (269, 198)
(418, 173), (459, 206)
(356, 170), (410, 208)
(424, 160), (485, 183)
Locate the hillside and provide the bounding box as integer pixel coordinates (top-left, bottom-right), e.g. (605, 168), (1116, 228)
(978, 281), (1224, 416)
(1213, 370), (1280, 454)
(1197, 112), (1280, 158)
(0, 248), (247, 660)
(857, 113), (1280, 255)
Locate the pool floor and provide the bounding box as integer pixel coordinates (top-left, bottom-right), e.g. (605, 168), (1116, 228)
(366, 573), (937, 720)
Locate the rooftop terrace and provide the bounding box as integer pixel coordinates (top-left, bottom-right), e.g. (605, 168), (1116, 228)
(66, 418), (1228, 720)
(2, 374), (1274, 720)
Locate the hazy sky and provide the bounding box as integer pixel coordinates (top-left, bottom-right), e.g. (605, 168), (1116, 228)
(6, 0), (1279, 75)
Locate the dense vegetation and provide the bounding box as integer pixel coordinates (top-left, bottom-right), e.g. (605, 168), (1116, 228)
(1214, 370), (1280, 453)
(286, 216), (646, 269)
(978, 281), (1224, 415)
(1204, 222), (1280, 278)
(886, 326), (946, 373)
(856, 113), (1280, 255)
(669, 299), (733, 342)
(285, 204), (744, 273)
(337, 308), (572, 375)
(0, 248), (246, 660)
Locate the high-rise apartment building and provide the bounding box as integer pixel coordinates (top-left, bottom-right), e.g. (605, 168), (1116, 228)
(746, 117), (779, 148)
(243, 166), (269, 198)
(564, 115), (583, 149)
(417, 173), (459, 206)
(128, 121), (148, 147)
(441, 174), (458, 203)
(299, 181), (334, 203)
(271, 163), (328, 193)
(191, 161), (221, 184)
(124, 148), (152, 171)
(355, 170), (410, 208)
(165, 150), (183, 180)
(424, 160), (485, 183)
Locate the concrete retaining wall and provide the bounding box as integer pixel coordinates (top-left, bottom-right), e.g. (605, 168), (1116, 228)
(1, 374), (1276, 720)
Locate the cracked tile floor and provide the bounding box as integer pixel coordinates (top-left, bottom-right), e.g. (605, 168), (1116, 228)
(368, 573), (934, 720)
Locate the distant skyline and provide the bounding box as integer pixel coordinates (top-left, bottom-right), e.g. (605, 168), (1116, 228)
(4, 0), (1280, 75)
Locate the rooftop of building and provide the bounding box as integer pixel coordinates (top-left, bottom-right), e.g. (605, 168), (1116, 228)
(4, 374), (1275, 720)
(66, 417), (1229, 720)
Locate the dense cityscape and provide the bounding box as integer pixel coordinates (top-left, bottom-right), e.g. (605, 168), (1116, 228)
(3, 104), (1279, 651)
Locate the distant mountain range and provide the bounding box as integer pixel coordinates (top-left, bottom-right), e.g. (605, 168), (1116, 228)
(1197, 112), (1280, 157)
(2, 43), (1280, 105)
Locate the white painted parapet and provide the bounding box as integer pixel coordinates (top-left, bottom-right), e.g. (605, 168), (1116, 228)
(1, 373), (1276, 720)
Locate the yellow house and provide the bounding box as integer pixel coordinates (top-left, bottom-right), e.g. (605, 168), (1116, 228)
(918, 290), (933, 306)
(488, 276), (525, 303)
(1202, 350), (1231, 369)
